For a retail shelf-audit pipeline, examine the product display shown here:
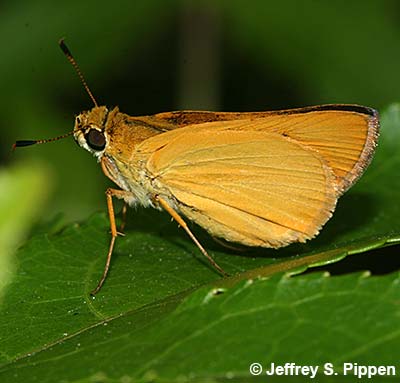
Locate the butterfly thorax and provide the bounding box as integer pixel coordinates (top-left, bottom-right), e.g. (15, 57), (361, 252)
(73, 105), (174, 207)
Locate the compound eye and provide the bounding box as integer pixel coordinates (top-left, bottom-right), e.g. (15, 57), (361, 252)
(85, 129), (106, 151)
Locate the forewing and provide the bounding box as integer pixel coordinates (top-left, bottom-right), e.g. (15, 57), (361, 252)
(250, 109), (379, 193)
(152, 106), (379, 194)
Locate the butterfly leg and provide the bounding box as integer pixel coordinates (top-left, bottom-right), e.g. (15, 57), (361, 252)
(155, 195), (228, 277)
(211, 236), (246, 252)
(91, 188), (132, 295)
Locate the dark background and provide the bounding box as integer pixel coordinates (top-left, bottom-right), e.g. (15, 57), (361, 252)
(2, 0), (399, 220)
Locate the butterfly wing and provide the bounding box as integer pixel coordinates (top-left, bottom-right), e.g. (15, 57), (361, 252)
(136, 106), (378, 248)
(140, 129), (337, 248)
(153, 105), (379, 194)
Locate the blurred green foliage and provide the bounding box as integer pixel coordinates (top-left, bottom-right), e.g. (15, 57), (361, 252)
(0, 162), (50, 300)
(2, 0), (400, 221)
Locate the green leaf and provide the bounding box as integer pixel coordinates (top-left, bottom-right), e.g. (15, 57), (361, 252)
(1, 273), (399, 382)
(0, 104), (399, 382)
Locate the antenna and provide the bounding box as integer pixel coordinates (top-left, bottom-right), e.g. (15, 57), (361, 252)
(12, 39), (94, 152)
(12, 131), (75, 151)
(59, 38), (98, 107)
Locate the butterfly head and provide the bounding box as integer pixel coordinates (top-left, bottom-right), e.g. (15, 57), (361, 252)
(73, 106), (110, 159)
